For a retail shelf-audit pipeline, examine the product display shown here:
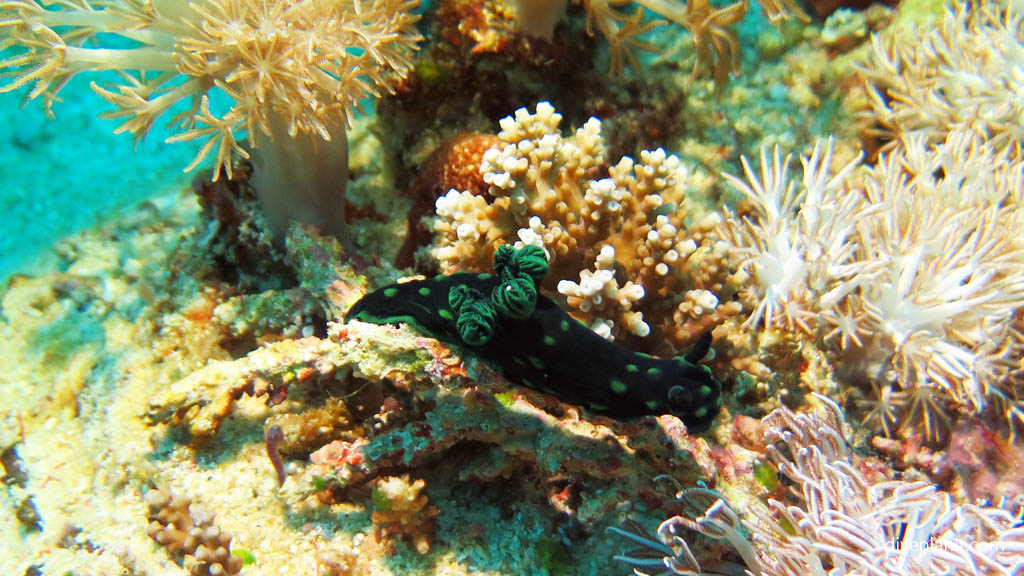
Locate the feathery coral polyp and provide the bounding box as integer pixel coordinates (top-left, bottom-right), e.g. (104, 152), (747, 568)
(717, 132), (1024, 439)
(3, 0), (419, 173)
(613, 397), (1024, 576)
(509, 0), (807, 80)
(1, 0), (421, 242)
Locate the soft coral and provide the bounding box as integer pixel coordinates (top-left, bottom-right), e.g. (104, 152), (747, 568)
(1, 0), (422, 245)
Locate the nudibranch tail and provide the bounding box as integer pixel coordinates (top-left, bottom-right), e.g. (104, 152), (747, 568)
(345, 246), (722, 431)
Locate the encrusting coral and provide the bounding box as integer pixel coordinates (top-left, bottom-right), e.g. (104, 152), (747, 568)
(0, 0), (422, 244)
(429, 101), (744, 350)
(612, 396), (1024, 576)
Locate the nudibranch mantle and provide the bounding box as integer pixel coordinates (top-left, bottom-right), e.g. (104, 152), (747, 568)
(346, 246), (721, 431)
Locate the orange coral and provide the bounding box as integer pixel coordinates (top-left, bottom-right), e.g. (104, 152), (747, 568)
(397, 132), (503, 266)
(371, 475), (439, 554)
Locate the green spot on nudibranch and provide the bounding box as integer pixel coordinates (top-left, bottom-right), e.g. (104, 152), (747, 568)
(543, 335), (556, 346)
(626, 364), (639, 373)
(699, 384), (713, 397)
(231, 549), (257, 566)
(647, 367), (661, 377)
(559, 319), (570, 332)
(418, 287), (431, 297)
(495, 391), (517, 407)
(383, 287), (398, 297)
(610, 379), (628, 394)
(694, 406), (708, 419)
(478, 273), (493, 280)
(439, 309), (454, 320)
(646, 400), (659, 410)
(528, 356), (544, 369)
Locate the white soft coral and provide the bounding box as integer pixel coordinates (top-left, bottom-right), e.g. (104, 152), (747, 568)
(717, 140), (861, 333)
(717, 131), (1024, 435)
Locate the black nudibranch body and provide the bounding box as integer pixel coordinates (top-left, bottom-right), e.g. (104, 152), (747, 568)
(346, 245), (721, 431)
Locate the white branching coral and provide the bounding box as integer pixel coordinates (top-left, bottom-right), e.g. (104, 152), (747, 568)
(612, 397), (1024, 576)
(557, 245), (649, 339)
(716, 132), (1024, 439)
(857, 0), (1024, 158)
(431, 102), (739, 346)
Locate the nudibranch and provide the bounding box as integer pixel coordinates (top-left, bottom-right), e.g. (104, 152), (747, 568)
(346, 245), (722, 431)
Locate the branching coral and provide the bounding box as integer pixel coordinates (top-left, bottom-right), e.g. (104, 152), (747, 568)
(430, 102), (743, 348)
(715, 132), (1024, 440)
(0, 0), (421, 243)
(145, 488), (244, 576)
(612, 396), (1024, 576)
(371, 475), (439, 554)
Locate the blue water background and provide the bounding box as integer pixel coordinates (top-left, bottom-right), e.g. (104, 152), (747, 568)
(0, 78), (198, 284)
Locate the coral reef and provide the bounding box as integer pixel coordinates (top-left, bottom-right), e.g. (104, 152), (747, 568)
(3, 1), (1024, 575)
(0, 190), (713, 575)
(131, 220), (720, 572)
(715, 132), (1024, 441)
(855, 0), (1023, 159)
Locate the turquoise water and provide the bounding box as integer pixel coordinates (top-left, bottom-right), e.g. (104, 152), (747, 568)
(0, 79), (197, 283)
